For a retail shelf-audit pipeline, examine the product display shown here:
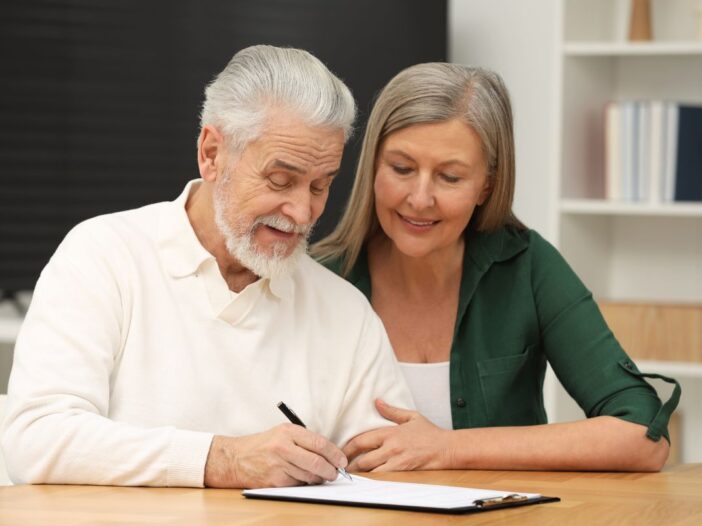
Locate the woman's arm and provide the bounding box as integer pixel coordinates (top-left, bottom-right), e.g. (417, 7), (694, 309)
(344, 400), (669, 472)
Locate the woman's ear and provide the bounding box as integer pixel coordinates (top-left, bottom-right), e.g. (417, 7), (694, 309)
(477, 176), (493, 206)
(197, 125), (226, 182)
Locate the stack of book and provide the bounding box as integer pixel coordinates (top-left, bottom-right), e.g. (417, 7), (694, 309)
(604, 101), (702, 203)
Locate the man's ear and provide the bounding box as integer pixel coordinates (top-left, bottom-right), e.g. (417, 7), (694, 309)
(197, 125), (226, 182)
(477, 176), (493, 206)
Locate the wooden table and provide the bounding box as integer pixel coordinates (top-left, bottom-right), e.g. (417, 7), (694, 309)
(1, 464), (701, 525)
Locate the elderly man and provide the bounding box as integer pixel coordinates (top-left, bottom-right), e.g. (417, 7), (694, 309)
(1, 45), (413, 488)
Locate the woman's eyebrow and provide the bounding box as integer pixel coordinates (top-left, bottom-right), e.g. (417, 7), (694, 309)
(384, 150), (472, 170)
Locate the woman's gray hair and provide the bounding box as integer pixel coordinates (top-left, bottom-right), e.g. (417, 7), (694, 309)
(313, 62), (523, 276)
(200, 45), (356, 152)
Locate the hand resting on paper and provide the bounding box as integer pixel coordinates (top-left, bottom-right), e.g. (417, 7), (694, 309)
(204, 424), (348, 488)
(343, 399), (453, 472)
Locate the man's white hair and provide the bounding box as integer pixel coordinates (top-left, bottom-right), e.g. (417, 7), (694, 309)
(200, 45), (356, 152)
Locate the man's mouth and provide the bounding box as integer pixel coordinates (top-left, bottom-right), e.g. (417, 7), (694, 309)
(261, 224), (297, 239)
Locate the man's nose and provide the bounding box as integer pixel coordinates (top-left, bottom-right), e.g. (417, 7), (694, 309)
(281, 188), (313, 227)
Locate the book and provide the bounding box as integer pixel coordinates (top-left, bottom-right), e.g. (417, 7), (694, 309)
(605, 102), (621, 200)
(663, 103), (679, 202)
(674, 105), (702, 202)
(638, 101), (650, 202)
(621, 101), (636, 201)
(648, 100), (665, 204)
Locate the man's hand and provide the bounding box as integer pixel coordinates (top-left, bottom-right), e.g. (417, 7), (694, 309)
(343, 399), (453, 472)
(204, 424), (348, 488)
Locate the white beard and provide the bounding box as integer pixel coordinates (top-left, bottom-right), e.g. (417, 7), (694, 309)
(213, 181), (311, 280)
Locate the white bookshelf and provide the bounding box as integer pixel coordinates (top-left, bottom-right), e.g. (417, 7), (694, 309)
(0, 294), (28, 345)
(451, 0), (701, 463)
(549, 0), (702, 461)
(564, 41), (702, 56)
(0, 317), (22, 344)
(0, 294), (30, 397)
(561, 199), (702, 217)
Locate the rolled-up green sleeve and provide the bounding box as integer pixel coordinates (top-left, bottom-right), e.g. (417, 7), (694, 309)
(529, 232), (680, 442)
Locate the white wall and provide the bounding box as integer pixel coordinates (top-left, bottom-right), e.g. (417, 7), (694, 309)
(448, 0), (559, 241)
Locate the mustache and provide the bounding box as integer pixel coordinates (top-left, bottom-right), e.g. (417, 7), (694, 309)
(253, 215), (312, 236)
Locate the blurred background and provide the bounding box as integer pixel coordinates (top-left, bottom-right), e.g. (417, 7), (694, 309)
(0, 0), (700, 469)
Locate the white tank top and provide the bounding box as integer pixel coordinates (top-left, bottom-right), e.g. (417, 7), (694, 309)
(398, 361), (453, 430)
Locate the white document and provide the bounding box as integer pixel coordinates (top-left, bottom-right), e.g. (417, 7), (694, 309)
(243, 474), (541, 511)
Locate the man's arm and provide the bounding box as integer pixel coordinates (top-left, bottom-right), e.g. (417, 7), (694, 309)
(0, 222), (216, 486)
(331, 306), (415, 448)
(1, 221), (348, 488)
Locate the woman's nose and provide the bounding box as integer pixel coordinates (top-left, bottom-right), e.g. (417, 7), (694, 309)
(406, 177), (435, 210)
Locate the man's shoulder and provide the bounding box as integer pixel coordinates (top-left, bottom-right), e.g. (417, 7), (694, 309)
(54, 201), (169, 266)
(294, 255), (373, 313)
(65, 201), (168, 245)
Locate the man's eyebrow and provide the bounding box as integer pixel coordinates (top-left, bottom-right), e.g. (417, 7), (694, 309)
(270, 159), (304, 173)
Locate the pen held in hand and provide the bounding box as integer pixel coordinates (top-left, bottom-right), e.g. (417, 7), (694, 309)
(276, 401), (353, 482)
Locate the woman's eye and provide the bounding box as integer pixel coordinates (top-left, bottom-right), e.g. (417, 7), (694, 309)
(392, 165), (412, 175)
(440, 173), (460, 184)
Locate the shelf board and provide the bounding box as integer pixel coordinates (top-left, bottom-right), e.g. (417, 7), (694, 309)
(564, 41), (702, 56)
(560, 199), (702, 217)
(0, 317), (22, 343)
(637, 360), (702, 379)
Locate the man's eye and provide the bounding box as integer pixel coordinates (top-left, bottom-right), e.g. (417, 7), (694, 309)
(310, 180), (331, 195)
(392, 165), (412, 175)
(268, 175), (290, 189)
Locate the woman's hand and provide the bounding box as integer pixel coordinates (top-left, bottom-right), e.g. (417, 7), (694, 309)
(343, 399), (453, 472)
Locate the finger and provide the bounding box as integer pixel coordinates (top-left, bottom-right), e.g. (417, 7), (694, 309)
(375, 399), (416, 424)
(288, 426), (347, 472)
(283, 462), (325, 486)
(342, 428), (388, 461)
(348, 445), (393, 472)
(287, 426), (343, 465)
(286, 443), (339, 482)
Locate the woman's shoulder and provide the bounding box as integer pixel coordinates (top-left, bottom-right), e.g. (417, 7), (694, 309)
(470, 226), (578, 284)
(317, 254), (344, 276)
(496, 226), (564, 263)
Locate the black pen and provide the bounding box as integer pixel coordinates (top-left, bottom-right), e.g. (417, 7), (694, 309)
(277, 401), (353, 481)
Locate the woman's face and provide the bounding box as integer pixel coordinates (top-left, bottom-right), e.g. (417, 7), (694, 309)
(373, 118), (492, 259)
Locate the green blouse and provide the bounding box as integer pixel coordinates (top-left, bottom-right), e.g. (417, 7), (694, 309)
(322, 227), (680, 442)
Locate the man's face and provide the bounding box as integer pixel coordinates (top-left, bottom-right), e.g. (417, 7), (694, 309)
(212, 112), (345, 278)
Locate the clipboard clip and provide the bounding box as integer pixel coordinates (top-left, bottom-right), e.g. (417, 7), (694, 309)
(474, 493), (529, 508)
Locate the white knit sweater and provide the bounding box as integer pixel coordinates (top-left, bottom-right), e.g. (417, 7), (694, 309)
(1, 181), (413, 487)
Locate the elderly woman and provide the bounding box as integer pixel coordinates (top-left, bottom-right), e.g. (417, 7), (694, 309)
(313, 63), (679, 472)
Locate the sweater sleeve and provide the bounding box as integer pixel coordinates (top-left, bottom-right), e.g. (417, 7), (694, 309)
(529, 232), (680, 442)
(331, 307), (416, 447)
(0, 220), (213, 486)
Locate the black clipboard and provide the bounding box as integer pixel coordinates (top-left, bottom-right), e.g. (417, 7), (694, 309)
(243, 488), (559, 515)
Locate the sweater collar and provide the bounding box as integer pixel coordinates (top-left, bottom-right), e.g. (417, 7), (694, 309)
(157, 179), (213, 279)
(157, 179), (292, 301)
